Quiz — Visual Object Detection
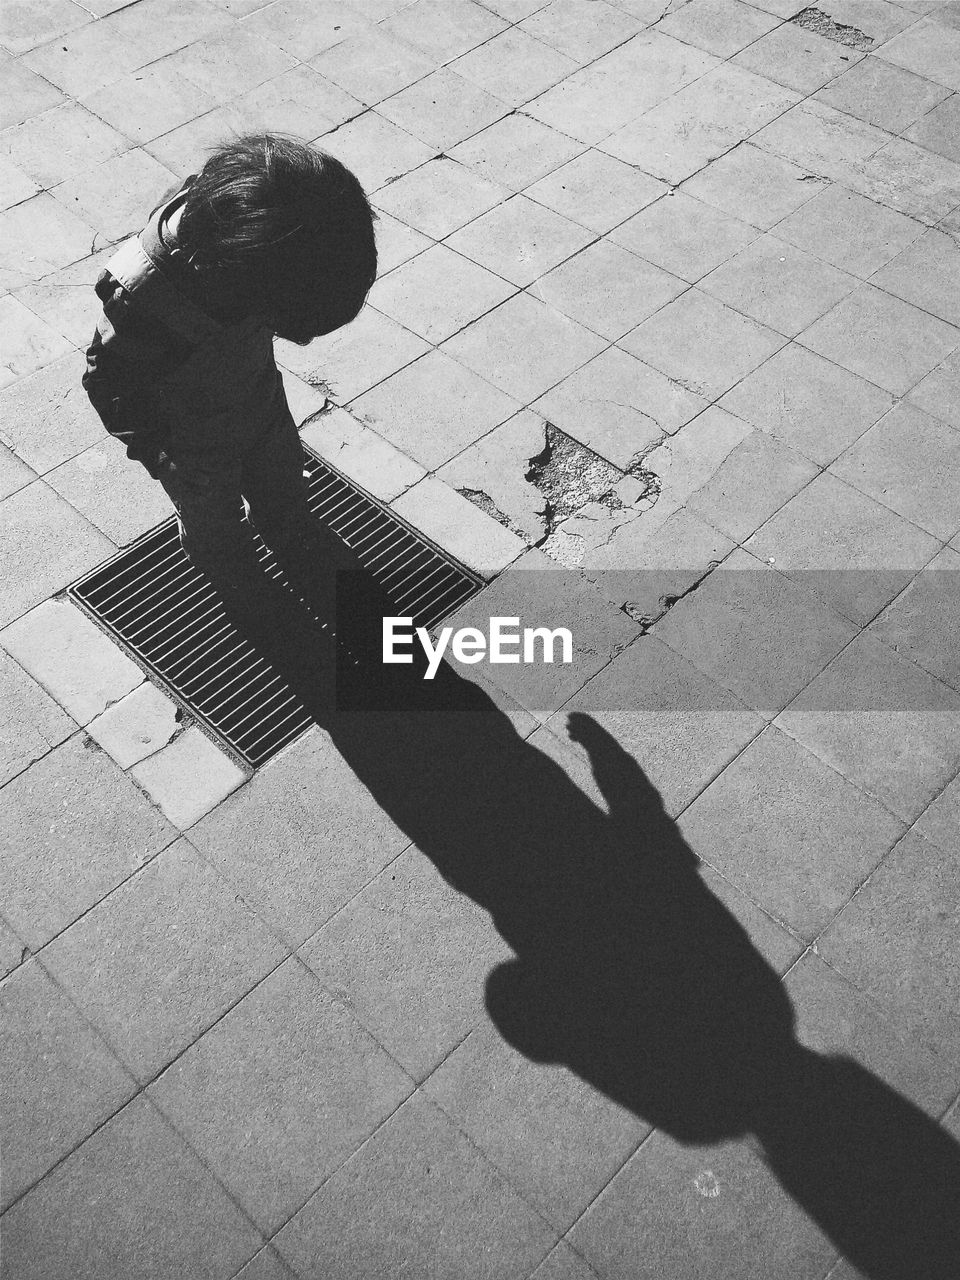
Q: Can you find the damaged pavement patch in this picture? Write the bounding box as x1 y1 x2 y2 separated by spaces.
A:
792 7 874 50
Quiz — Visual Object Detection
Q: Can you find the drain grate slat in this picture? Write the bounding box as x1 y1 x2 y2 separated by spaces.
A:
69 444 485 767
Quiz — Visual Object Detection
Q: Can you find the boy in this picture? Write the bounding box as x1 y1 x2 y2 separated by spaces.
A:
83 133 378 637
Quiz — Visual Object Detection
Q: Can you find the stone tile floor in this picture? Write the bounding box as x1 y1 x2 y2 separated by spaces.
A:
2 0 960 1276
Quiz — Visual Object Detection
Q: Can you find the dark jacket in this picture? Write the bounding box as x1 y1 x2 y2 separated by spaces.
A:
83 184 284 477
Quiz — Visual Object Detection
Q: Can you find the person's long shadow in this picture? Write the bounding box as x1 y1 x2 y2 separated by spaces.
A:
225 571 960 1279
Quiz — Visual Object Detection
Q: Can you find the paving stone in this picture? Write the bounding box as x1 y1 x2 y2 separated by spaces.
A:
641 405 753 510
815 54 950 132
450 26 578 107
446 194 594 288
524 31 717 144
657 0 779 56
844 137 960 226
0 443 36 501
12 248 112 349
533 347 707 469
786 952 959 1119
800 285 959 397
0 597 142 723
535 239 685 341
681 142 826 230
814 0 915 42
16 0 77 47
279 368 329 427
519 0 642 63
299 405 426 501
424 1022 648 1231
0 916 26 979
1 959 134 1210
907 346 960 429
82 61 221 146
85 681 180 769
752 100 889 180
869 546 960 692
525 148 667 235
352 349 519 470
238 0 371 59
569 1124 834 1280
620 288 785 401
17 8 150 95
164 24 298 102
51 148 179 242
370 210 432 274
655 550 857 716
42 837 284 1082
0 296 73 392
45 437 172 546
376 69 509 152
718 343 894 466
679 725 904 939
0 50 65 130
0 648 73 785
878 16 960 90
872 227 960 327
830 400 960 539
311 28 434 106
190 728 411 947
555 634 764 816
372 155 507 240
437 409 550 542
914 767 960 849
301 846 513 1077
392 474 527 573
744 471 940 625
130 725 246 829
581 507 736 614
686 429 818 542
372 243 514 344
609 191 758 284
818 828 960 1059
443 556 640 716
772 185 925 279
0 735 173 949
528 1243 601 1280
0 155 38 209
776 631 960 821
602 73 796 184
0 484 114 627
379 0 508 62
699 234 858 337
0 102 129 188
695 858 804 975
0 1095 262 1280
0 192 97 293
274 1093 555 1278
150 957 411 1232
311 112 434 196
906 92 960 164
450 112 584 193
442 291 606 403
276 307 430 405
733 21 863 93
231 1248 299 1280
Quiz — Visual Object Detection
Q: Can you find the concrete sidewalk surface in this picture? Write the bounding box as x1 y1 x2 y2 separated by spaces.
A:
2 0 960 1276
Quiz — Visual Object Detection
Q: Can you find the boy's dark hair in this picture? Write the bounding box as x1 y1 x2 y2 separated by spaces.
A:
178 133 377 341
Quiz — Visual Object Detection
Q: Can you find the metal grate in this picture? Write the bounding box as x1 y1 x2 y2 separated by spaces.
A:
69 446 484 768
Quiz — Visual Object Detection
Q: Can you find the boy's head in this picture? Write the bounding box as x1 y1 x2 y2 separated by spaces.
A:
178 133 377 344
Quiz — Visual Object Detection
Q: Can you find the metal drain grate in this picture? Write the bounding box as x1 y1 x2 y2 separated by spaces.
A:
69 446 485 768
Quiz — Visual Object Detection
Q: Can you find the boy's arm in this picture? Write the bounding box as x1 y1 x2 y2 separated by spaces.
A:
83 269 195 478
